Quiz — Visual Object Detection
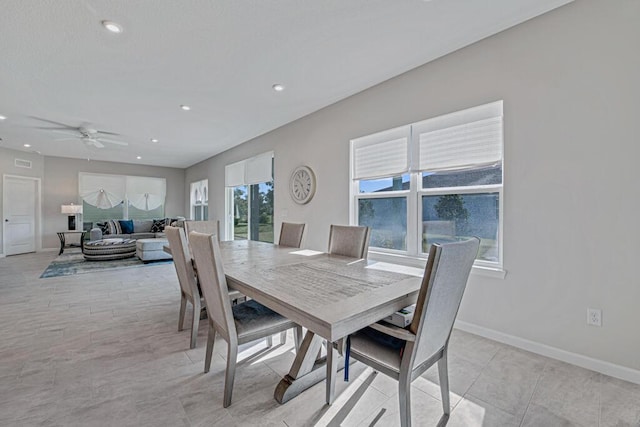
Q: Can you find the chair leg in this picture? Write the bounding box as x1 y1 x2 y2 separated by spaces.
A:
190 298 201 349
204 323 216 373
223 341 238 408
280 331 287 345
178 293 187 331
438 349 451 415
398 373 412 427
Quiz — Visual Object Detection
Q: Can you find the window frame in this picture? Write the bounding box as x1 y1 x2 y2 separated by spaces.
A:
224 151 274 241
349 102 504 272
417 180 503 270
190 179 208 221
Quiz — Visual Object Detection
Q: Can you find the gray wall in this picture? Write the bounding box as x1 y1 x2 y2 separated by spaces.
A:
186 0 640 373
0 148 185 254
0 147 45 255
42 156 185 249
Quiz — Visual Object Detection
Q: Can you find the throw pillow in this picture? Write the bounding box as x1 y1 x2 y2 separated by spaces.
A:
118 219 134 234
107 219 122 235
97 222 109 235
150 218 166 233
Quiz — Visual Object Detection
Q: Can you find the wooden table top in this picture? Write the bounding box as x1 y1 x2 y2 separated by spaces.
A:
220 240 422 342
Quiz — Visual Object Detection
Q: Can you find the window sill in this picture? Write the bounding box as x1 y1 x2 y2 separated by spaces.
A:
368 250 507 279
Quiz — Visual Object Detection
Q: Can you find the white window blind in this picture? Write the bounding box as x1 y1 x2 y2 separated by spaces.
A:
245 152 273 185
225 161 246 187
79 173 126 209
126 176 166 211
190 179 208 204
351 126 410 180
225 151 274 187
80 173 167 211
414 100 503 172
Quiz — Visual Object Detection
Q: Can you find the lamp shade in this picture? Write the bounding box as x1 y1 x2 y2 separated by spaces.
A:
61 204 83 214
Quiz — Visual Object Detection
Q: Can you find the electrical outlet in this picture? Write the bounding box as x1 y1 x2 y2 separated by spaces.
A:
587 308 602 327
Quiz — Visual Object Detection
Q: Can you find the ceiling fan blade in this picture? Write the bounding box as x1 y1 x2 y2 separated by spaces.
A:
50 129 80 137
98 138 128 146
96 130 121 136
34 126 69 130
90 140 105 148
29 116 76 128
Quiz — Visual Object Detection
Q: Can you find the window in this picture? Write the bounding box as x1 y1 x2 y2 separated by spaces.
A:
224 152 274 243
79 173 166 223
351 101 503 268
190 179 208 221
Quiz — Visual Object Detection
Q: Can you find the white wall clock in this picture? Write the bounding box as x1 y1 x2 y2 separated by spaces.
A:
289 166 316 204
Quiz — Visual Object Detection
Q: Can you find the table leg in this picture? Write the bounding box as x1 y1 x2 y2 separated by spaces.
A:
57 233 65 255
326 342 338 404
274 331 347 404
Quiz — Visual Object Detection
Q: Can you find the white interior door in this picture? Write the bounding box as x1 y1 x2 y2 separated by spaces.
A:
3 176 38 256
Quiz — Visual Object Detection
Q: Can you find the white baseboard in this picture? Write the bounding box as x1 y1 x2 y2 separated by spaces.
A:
455 320 640 385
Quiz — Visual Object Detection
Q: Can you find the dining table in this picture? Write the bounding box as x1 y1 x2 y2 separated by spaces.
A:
215 239 424 405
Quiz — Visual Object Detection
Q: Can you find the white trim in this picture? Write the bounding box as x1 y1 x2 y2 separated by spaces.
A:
471 264 507 279
224 187 234 241
2 174 42 256
368 250 506 278
455 320 640 385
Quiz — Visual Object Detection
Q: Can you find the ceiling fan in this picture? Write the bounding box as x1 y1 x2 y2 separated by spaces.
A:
30 117 128 149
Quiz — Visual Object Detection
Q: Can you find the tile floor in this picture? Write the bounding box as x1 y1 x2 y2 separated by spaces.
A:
1 251 638 426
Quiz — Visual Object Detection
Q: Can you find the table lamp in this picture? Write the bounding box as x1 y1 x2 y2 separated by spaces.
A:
61 204 83 230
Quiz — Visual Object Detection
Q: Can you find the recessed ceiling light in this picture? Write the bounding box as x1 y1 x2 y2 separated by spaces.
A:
136 156 142 160
102 20 123 34
151 138 159 143
0 115 6 120
272 84 285 92
180 105 191 111
24 144 31 147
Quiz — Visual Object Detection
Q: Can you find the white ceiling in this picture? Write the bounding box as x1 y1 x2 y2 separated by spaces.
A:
0 0 571 169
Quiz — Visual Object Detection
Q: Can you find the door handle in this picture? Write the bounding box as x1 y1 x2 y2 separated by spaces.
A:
4 219 7 222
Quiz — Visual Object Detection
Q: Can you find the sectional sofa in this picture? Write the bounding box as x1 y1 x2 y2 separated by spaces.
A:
89 218 185 262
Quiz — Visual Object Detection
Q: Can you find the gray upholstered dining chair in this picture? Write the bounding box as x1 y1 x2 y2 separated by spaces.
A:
189 231 303 408
165 226 202 349
166 225 243 349
278 222 305 248
344 237 480 427
184 220 220 241
327 224 371 259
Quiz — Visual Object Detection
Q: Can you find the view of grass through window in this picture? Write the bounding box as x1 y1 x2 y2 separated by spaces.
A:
233 181 273 243
356 165 501 263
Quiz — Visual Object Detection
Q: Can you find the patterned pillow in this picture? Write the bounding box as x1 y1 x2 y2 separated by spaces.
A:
106 219 122 235
150 218 166 233
97 222 109 235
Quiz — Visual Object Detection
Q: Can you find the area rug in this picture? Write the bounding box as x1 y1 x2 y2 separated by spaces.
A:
40 248 172 278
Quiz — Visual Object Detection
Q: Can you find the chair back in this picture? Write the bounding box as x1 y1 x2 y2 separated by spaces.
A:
327 225 371 259
165 226 199 300
409 237 480 368
278 222 305 248
185 220 220 242
189 231 236 340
